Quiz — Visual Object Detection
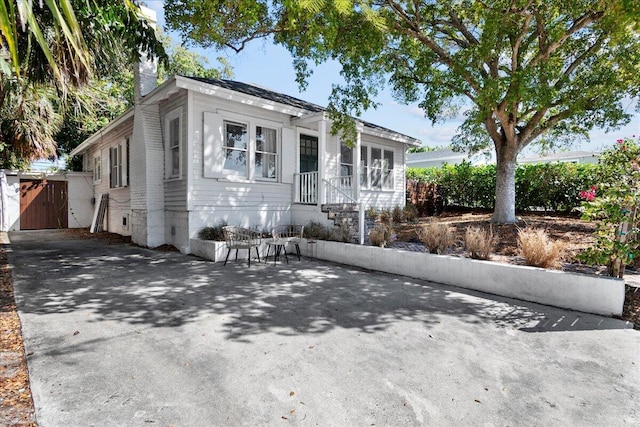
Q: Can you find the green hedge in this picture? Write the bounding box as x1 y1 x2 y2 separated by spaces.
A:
407 161 599 213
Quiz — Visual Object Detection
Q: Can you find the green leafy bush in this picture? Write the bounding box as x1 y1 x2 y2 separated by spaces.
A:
407 162 598 213
578 137 640 278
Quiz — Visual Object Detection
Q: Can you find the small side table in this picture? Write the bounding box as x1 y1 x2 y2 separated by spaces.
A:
264 238 289 265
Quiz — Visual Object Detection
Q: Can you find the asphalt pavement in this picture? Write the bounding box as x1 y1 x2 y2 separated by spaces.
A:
7 230 640 426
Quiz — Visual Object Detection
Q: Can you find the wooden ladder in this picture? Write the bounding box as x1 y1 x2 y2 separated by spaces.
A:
90 194 109 233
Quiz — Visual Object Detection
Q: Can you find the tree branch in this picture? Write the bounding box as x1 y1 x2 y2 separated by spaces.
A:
385 0 482 94
529 10 604 67
553 38 603 90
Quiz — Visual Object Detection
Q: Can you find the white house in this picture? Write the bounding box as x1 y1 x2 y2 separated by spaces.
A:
517 150 600 164
406 148 493 168
70 75 420 252
407 148 599 168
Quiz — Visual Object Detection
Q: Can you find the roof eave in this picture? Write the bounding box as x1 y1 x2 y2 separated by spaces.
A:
360 125 421 146
69 108 135 156
175 76 312 117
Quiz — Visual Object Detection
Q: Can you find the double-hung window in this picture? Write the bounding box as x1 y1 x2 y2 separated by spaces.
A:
223 121 248 175
109 138 128 189
340 142 353 177
255 126 278 180
383 150 394 190
93 155 101 183
360 146 368 187
361 144 395 190
222 120 278 181
202 111 280 181
165 108 182 179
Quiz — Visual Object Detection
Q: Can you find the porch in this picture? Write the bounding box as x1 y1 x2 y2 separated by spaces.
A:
293 172 365 244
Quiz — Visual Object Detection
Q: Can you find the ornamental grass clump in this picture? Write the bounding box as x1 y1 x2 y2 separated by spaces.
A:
417 221 453 254
369 224 394 247
517 228 566 269
464 226 494 260
197 220 228 241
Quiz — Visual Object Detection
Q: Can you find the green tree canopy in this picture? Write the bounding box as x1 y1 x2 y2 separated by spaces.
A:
58 35 233 171
166 0 640 222
0 0 165 167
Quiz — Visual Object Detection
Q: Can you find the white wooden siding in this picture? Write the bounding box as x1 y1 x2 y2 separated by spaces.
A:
84 119 133 235
159 91 188 211
189 92 295 237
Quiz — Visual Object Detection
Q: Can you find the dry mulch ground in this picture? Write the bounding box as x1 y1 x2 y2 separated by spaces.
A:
1 221 639 423
395 210 640 327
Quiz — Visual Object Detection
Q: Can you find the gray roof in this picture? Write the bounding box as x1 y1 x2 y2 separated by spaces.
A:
187 77 326 113
185 77 420 143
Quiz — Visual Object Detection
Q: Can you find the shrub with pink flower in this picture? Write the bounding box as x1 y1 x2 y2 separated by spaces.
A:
579 186 597 201
579 136 640 278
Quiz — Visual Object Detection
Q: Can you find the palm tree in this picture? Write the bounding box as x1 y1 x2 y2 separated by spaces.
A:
0 0 164 166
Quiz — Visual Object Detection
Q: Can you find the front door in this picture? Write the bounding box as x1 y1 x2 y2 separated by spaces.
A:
299 134 319 203
299 134 318 173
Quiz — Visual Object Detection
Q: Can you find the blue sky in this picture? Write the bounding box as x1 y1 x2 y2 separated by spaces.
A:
147 1 639 154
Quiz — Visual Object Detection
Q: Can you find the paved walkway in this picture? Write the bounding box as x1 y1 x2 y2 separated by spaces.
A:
7 230 640 426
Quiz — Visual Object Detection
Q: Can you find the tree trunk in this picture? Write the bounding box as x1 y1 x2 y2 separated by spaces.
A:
492 145 518 223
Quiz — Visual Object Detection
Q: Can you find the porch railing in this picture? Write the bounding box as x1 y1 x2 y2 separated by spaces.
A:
325 175 355 204
323 176 365 245
294 171 318 204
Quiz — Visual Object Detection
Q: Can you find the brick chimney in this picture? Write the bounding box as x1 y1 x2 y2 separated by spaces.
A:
133 5 158 100
130 5 165 248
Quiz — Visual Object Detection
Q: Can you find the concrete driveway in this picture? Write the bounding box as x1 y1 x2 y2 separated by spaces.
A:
8 230 640 426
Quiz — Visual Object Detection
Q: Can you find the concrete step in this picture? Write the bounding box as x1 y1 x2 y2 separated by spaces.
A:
321 203 359 213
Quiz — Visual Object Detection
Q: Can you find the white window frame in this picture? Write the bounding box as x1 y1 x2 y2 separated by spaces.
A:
164 107 182 180
93 154 101 184
254 125 279 181
109 140 128 189
109 145 122 188
360 144 395 191
222 119 250 178
383 149 395 190
217 111 281 182
340 141 354 177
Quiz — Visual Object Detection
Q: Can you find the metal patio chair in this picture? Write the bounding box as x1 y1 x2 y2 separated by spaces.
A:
222 226 262 267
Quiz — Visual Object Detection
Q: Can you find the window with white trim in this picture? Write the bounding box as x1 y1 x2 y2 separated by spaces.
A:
360 145 368 187
110 145 122 188
164 108 182 179
109 139 128 188
340 142 353 177
255 126 278 180
202 111 281 181
223 121 248 175
383 149 394 190
93 155 101 183
361 145 395 190
222 120 279 180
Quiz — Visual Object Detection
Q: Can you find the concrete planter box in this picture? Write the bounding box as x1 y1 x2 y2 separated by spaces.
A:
190 238 272 263
300 239 625 317
190 239 228 262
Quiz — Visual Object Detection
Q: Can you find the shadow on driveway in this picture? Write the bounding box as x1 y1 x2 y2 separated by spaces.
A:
7 230 640 426
7 231 631 337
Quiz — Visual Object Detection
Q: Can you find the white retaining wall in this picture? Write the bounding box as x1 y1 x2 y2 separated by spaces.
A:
299 239 625 316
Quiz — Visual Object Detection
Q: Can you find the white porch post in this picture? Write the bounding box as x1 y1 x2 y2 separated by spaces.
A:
355 127 362 202
318 117 327 205
355 125 364 244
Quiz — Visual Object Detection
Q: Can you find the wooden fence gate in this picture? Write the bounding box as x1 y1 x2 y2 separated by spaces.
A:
19 179 68 230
